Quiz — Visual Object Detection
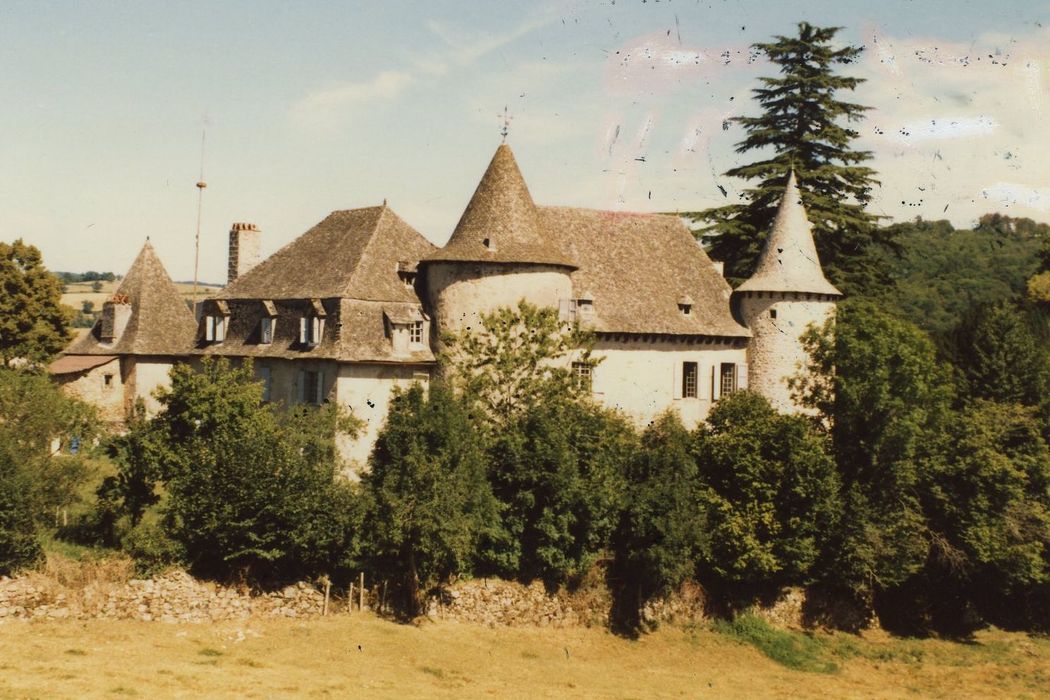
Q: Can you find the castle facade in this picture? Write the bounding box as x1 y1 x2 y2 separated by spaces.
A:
51 144 839 469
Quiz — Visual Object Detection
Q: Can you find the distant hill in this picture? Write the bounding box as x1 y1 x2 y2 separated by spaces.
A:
869 213 1047 337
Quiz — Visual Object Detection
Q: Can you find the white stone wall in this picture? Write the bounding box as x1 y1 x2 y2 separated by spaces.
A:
126 358 177 416
738 292 836 414
333 363 431 474
588 337 748 429
425 262 573 337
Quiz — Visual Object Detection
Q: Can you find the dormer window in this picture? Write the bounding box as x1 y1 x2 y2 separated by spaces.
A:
396 261 417 288
299 299 326 348
410 320 424 345
204 300 230 344
677 295 694 317
260 300 277 344
559 298 578 324
384 306 426 354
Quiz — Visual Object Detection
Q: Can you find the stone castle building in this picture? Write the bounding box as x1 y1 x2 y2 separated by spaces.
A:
51 144 839 467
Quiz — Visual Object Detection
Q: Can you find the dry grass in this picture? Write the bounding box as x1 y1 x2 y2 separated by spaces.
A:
1 614 1048 699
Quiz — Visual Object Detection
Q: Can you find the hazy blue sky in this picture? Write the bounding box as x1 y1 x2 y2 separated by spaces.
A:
2 0 1048 282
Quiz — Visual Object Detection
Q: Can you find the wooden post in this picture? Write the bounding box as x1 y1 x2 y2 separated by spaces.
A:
359 572 365 612
347 583 354 615
322 577 331 617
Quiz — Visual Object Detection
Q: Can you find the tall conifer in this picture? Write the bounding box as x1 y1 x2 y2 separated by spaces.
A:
690 23 885 291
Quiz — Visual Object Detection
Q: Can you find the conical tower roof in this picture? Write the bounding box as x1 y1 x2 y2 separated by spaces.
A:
422 144 576 268
65 241 198 355
736 171 841 296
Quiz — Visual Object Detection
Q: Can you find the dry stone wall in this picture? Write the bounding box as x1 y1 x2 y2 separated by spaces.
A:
0 570 328 623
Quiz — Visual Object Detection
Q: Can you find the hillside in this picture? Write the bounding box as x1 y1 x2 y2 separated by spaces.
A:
868 214 1047 336
61 279 222 328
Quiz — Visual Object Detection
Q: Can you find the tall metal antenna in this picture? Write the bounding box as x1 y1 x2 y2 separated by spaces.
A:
192 127 207 305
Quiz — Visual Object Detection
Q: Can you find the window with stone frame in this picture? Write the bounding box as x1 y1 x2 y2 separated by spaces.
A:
410 320 424 345
260 316 274 344
682 361 698 398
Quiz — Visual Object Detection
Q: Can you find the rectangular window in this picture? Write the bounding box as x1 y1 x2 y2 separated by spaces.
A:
572 361 593 392
300 370 322 405
103 373 113 388
205 315 226 343
683 362 698 398
300 317 323 346
720 363 738 396
410 320 424 345
260 317 274 344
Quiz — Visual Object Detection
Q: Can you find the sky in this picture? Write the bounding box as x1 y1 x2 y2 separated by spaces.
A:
2 0 1048 283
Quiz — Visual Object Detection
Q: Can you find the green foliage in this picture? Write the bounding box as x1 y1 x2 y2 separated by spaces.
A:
439 300 597 431
611 413 706 607
362 383 499 614
712 613 839 674
0 239 72 367
871 215 1046 336
795 301 953 594
486 400 635 586
687 23 884 291
926 401 1050 595
0 445 43 574
0 368 100 523
122 520 184 576
136 358 359 583
695 392 840 589
947 300 1049 408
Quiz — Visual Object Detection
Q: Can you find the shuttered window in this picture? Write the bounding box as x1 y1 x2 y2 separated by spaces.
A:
683 362 698 398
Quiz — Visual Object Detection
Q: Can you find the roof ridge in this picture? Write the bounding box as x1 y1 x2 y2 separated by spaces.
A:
337 204 388 299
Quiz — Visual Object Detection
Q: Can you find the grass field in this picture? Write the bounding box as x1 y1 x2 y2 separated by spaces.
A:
1 614 1048 699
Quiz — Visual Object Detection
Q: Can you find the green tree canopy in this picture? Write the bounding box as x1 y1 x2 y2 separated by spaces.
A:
0 240 71 367
795 300 954 595
610 412 706 623
362 383 499 614
439 300 596 431
122 358 360 583
688 22 883 291
695 391 840 591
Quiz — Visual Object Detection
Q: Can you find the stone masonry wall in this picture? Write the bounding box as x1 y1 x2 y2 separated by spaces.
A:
0 570 329 623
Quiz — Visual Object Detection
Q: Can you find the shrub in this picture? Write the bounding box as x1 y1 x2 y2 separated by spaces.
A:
121 521 184 576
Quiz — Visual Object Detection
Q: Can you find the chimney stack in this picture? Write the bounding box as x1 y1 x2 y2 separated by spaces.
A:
228 222 261 285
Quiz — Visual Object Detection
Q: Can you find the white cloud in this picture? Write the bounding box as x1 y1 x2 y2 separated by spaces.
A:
290 71 413 130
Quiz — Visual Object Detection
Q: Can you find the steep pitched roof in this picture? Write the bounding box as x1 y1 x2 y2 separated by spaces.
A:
217 205 436 301
422 144 576 268
541 207 749 338
65 241 197 356
736 171 842 296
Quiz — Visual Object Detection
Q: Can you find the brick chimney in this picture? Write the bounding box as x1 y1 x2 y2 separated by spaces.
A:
228 223 261 284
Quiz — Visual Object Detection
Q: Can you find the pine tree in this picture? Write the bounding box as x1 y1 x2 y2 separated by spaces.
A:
688 23 885 291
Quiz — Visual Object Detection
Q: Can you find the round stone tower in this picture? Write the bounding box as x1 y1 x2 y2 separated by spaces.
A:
734 171 842 414
420 144 577 338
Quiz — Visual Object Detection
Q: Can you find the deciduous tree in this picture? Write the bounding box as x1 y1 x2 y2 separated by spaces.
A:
0 240 71 366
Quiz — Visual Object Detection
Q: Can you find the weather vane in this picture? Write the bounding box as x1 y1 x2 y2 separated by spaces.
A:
498 105 513 143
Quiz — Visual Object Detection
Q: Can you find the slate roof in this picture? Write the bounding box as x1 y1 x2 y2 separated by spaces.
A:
736 171 842 296
541 207 749 338
197 204 436 364
64 242 197 356
217 205 436 301
422 144 576 268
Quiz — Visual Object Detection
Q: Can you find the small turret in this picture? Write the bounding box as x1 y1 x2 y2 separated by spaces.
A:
735 171 841 413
